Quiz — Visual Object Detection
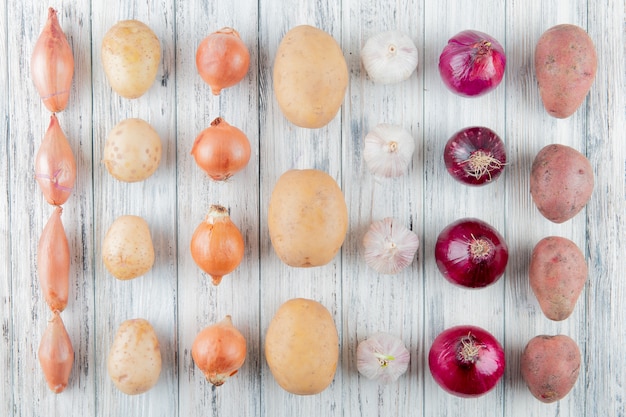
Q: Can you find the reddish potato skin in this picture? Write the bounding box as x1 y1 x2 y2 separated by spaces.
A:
521 335 581 403
529 236 587 321
535 24 597 118
530 144 594 223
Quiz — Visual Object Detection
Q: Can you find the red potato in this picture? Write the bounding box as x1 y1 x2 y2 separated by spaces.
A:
521 335 581 403
535 24 597 118
530 144 594 223
529 236 587 321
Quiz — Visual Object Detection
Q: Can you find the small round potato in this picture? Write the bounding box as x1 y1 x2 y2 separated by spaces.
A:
530 144 594 223
265 298 339 395
521 335 581 403
268 169 348 267
102 215 155 280
104 118 162 182
108 318 162 395
102 19 161 99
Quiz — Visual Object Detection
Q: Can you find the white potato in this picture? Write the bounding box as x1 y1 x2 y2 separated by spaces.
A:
102 215 155 280
108 318 162 395
103 118 162 182
101 19 161 99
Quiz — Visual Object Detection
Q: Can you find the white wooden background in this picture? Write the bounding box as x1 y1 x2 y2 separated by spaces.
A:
1 0 624 416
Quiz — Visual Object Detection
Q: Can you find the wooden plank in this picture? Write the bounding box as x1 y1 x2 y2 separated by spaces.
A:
258 0 345 414
585 1 626 415
340 0 425 415
174 0 261 416
503 1 589 416
0 0 12 415
90 1 178 415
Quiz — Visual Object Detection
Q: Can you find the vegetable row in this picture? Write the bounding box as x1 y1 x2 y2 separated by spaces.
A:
28 7 598 406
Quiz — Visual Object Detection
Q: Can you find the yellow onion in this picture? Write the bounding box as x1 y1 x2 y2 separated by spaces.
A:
31 8 74 112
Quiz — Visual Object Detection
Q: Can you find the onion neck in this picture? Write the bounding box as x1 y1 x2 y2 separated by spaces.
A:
473 40 492 57
469 235 495 263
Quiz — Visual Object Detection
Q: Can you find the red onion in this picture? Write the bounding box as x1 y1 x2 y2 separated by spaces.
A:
434 218 508 288
444 126 506 186
438 30 506 97
429 325 505 398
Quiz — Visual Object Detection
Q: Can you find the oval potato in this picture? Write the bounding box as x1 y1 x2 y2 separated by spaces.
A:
102 20 161 99
108 318 162 395
268 169 348 267
102 215 155 280
529 236 587 321
535 24 597 118
520 335 581 403
265 298 339 395
530 144 594 223
273 25 348 128
103 118 162 182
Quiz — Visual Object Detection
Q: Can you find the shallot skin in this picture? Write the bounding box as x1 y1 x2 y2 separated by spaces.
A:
31 8 74 112
35 114 77 206
38 311 74 393
37 206 70 312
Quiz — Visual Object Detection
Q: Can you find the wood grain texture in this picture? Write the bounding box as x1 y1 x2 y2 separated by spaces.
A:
2 0 624 416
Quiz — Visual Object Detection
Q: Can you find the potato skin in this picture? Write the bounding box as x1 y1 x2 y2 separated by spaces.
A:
530 144 594 223
102 215 155 280
268 169 348 267
265 298 339 395
273 25 348 128
529 236 587 321
520 335 581 403
534 24 597 118
102 20 161 99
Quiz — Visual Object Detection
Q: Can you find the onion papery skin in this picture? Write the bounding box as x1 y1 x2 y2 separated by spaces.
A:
444 126 506 186
31 8 74 113
428 325 505 398
434 218 508 288
438 30 506 97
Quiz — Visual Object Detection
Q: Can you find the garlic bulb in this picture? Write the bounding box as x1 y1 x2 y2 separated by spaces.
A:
361 30 418 84
363 217 419 274
363 124 415 178
356 332 410 384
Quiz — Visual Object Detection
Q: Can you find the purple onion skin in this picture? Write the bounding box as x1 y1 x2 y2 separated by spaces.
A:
444 126 507 186
435 218 508 288
429 325 505 398
438 30 506 97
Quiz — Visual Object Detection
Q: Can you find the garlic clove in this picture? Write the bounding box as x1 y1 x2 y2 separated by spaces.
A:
356 332 410 384
363 124 415 178
361 30 418 85
363 217 419 274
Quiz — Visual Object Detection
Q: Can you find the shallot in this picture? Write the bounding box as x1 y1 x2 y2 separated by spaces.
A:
37 206 70 312
31 8 74 112
438 30 506 97
38 311 74 393
35 114 76 206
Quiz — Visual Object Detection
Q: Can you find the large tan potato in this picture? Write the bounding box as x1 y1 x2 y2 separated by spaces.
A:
529 236 587 321
521 335 581 403
273 25 348 128
102 20 161 99
265 298 339 395
535 24 597 118
108 318 162 395
530 144 594 223
102 215 155 280
268 169 348 267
